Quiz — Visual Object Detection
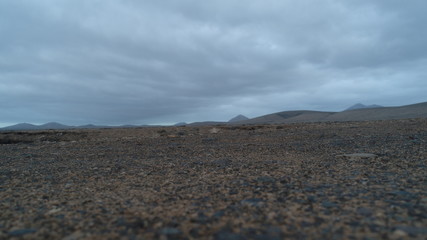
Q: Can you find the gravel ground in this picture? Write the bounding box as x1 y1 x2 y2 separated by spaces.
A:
1 119 426 239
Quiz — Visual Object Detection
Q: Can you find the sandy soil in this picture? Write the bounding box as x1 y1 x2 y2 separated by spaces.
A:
1 119 426 239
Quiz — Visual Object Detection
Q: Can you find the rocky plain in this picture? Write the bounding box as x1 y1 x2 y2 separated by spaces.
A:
0 119 426 239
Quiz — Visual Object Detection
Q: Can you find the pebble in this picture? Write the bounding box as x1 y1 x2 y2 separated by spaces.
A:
336 153 378 160
8 229 37 236
256 176 276 183
63 231 84 240
395 226 427 236
241 198 264 207
356 207 373 216
214 230 245 240
391 229 408 239
322 201 339 209
159 227 181 235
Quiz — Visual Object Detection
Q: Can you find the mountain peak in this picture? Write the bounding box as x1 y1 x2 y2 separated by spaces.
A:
345 103 383 111
228 114 249 123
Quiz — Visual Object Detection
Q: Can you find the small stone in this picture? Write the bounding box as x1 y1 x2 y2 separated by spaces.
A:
189 228 200 238
356 207 373 216
159 227 181 235
47 208 62 214
209 128 220 134
63 231 84 240
8 229 37 236
241 198 264 207
214 230 245 240
229 189 238 195
256 176 276 183
212 159 232 168
395 226 427 236
388 190 414 199
322 201 338 208
191 212 209 224
202 138 217 143
337 153 377 160
212 210 225 219
266 226 283 238
391 229 408 239
307 195 317 203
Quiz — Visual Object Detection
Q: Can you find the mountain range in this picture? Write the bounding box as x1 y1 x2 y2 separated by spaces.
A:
344 103 383 111
1 102 427 130
189 101 427 126
0 122 147 131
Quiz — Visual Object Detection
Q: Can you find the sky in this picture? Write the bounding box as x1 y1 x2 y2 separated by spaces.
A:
1 0 426 126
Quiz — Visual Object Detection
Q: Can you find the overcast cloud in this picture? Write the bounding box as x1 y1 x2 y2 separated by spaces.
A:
1 0 426 126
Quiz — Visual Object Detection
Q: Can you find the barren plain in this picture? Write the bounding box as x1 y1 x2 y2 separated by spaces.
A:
1 119 426 239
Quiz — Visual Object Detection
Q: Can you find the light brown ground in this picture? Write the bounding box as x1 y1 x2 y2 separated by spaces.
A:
1 119 426 239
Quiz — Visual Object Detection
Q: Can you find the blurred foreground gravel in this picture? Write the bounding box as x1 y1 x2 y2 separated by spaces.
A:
1 119 426 239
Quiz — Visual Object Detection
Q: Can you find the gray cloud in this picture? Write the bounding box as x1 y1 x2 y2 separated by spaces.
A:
1 0 426 126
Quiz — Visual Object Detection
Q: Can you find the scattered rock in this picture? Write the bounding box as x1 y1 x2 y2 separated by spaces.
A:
212 210 225 219
159 227 181 236
47 208 62 215
255 176 276 183
241 198 264 207
211 158 232 168
8 229 37 236
391 229 408 239
214 229 245 240
336 153 378 160
395 226 427 236
322 201 339 209
63 231 84 240
356 207 373 217
209 128 220 134
1 119 426 239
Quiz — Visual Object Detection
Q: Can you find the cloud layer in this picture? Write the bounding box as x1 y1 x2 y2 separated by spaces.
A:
1 0 426 125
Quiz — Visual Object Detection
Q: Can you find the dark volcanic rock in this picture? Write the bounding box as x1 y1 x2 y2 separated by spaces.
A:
8 229 37 236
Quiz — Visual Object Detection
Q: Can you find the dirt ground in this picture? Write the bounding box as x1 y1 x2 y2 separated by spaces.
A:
1 119 426 239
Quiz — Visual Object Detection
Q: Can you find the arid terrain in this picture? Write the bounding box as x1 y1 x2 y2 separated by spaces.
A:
1 119 426 239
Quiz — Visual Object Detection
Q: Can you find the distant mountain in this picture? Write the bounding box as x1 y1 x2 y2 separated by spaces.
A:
187 121 226 127
345 103 383 111
0 122 154 131
1 123 39 131
326 102 427 122
241 110 335 125
77 124 111 129
238 102 427 124
2 102 426 130
174 122 187 126
228 114 249 123
0 122 74 131
188 115 250 126
40 122 73 130
119 124 139 128
77 124 97 129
